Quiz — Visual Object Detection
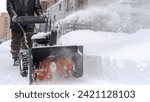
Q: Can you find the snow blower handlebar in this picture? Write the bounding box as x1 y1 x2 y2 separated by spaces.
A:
15 16 48 23
15 16 49 32
14 16 49 49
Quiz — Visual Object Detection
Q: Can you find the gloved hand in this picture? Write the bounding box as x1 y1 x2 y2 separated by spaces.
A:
12 15 17 22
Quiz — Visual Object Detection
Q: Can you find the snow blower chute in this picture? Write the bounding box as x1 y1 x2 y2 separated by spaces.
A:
15 16 83 84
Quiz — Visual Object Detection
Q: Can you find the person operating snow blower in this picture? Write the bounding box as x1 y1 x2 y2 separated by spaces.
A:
7 0 43 66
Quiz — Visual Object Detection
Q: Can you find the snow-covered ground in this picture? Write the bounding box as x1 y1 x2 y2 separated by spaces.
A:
1 0 150 85
58 29 150 85
1 29 150 85
0 41 28 85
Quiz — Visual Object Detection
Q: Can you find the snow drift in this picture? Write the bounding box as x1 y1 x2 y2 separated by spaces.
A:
58 29 150 84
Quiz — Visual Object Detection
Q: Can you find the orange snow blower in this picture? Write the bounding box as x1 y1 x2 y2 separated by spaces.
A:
15 16 83 84
34 55 74 81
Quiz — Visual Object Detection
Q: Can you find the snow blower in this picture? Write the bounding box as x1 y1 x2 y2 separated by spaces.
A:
15 16 83 84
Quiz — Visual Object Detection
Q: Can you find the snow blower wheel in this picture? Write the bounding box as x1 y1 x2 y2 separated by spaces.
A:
19 50 30 77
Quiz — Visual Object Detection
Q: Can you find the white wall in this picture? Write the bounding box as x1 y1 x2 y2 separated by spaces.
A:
47 0 77 21
47 0 66 21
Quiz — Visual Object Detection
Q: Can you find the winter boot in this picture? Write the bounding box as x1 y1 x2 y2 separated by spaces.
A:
13 58 19 66
10 50 19 66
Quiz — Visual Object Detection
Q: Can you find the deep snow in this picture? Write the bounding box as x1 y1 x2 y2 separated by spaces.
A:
58 29 150 84
0 29 150 85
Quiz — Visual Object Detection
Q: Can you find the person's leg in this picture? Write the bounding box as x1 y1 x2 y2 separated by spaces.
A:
11 30 22 65
21 28 34 49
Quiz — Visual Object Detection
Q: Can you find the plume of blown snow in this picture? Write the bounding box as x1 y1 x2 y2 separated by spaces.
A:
63 6 120 24
62 6 120 31
61 0 150 33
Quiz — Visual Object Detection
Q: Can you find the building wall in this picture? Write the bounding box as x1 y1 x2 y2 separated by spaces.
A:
47 0 66 21
47 0 59 7
0 13 11 40
47 0 86 21
41 0 48 12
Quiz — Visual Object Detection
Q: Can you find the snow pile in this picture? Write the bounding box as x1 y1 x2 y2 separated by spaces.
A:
1 40 11 46
58 29 150 84
58 29 150 60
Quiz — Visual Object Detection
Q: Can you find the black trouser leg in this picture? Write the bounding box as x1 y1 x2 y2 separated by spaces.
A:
21 28 34 49
11 30 22 59
11 28 34 59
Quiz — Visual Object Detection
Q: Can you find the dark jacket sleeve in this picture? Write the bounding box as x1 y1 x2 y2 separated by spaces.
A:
7 0 17 17
34 0 43 16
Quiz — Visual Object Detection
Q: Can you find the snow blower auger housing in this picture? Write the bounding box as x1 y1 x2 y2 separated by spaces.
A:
15 16 83 85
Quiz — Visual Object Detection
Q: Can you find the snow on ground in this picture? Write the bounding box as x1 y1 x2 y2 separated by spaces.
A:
58 29 150 60
0 41 28 85
0 29 150 85
58 29 150 84
0 0 150 85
